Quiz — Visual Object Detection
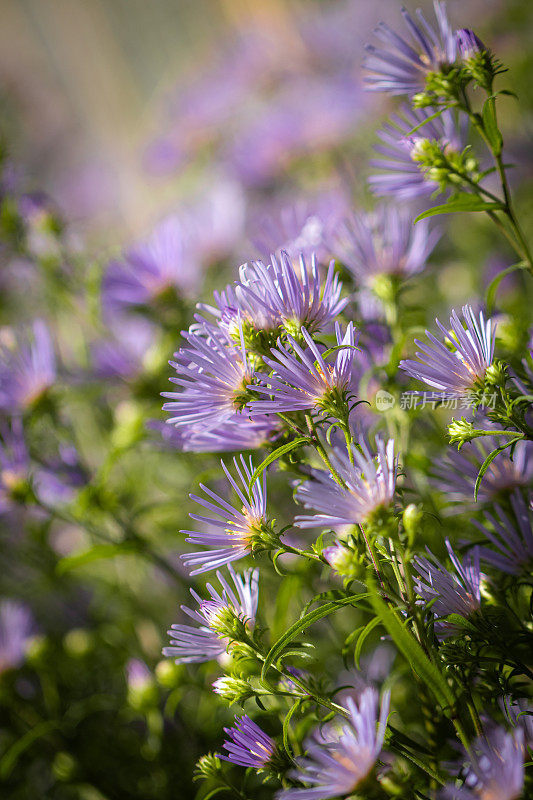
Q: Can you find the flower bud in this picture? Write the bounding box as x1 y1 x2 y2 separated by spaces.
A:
212 675 255 704
456 29 486 61
194 753 222 781
402 504 423 546
484 360 507 389
447 417 478 449
323 540 365 580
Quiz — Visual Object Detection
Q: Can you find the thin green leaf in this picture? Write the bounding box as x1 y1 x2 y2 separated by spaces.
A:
482 98 503 155
261 594 369 683
486 262 528 311
354 616 382 669
369 582 454 709
474 436 523 500
405 108 447 136
247 437 310 491
415 198 504 223
56 542 139 574
0 720 59 778
282 700 302 758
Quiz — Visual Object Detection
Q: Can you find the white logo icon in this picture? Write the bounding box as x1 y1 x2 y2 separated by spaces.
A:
375 390 396 412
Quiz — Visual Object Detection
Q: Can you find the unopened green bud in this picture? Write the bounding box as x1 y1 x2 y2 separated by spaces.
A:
448 417 478 449
402 504 423 546
63 628 93 658
364 504 397 538
212 675 255 704
484 360 507 389
194 753 222 781
323 541 365 580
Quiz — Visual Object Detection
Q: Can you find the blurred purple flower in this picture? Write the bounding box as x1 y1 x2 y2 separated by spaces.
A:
0 600 34 673
151 413 279 453
414 540 481 636
433 439 533 510
181 455 267 575
250 322 357 415
369 106 465 200
0 320 56 413
400 305 496 402
102 215 199 312
250 190 349 264
277 687 390 800
472 490 533 576
295 437 397 529
0 419 30 513
364 1 456 95
221 715 276 768
440 726 524 800
163 566 258 664
329 203 439 285
92 317 157 381
126 658 152 691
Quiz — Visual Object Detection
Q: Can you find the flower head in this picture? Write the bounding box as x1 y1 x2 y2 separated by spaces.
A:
238 251 347 337
329 204 439 287
364 1 456 96
414 540 481 636
0 320 56 413
0 600 34 673
102 215 199 311
277 687 390 800
473 491 533 576
162 325 253 432
294 437 397 531
400 305 496 402
440 726 524 800
181 455 270 575
369 106 466 200
250 322 358 416
221 715 276 769
163 565 258 664
432 439 533 511
251 191 348 264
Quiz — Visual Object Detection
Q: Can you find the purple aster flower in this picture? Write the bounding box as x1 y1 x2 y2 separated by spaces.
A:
102 215 199 312
472 491 533 576
277 687 390 800
329 203 439 286
364 1 456 96
0 320 56 413
152 413 279 453
294 437 397 529
432 438 533 511
369 106 465 200
162 325 253 432
92 317 157 381
250 190 349 264
163 565 258 665
0 600 34 673
239 251 348 337
250 322 358 415
221 715 276 769
440 727 524 800
414 540 481 636
181 455 268 575
399 305 496 402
